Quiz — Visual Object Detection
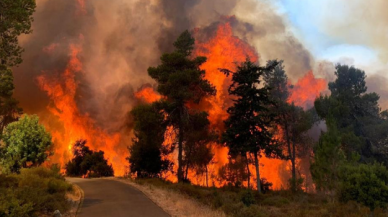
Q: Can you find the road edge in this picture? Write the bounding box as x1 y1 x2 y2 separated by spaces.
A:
65 183 84 217
112 178 172 217
74 184 84 217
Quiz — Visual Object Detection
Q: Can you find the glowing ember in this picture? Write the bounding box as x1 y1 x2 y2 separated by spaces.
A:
37 43 127 176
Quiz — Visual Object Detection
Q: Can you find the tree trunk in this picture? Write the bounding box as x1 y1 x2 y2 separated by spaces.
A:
291 135 296 191
245 153 251 189
177 108 184 182
283 119 296 192
254 152 261 193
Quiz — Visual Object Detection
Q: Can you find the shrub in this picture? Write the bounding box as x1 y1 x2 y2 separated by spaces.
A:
65 140 114 177
338 163 388 211
239 190 256 206
0 166 72 217
0 115 53 174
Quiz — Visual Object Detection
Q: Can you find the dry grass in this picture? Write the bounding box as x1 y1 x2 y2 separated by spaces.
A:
63 184 83 217
114 178 388 217
115 178 227 217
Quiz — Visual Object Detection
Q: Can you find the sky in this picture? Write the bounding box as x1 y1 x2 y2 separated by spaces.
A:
271 0 387 77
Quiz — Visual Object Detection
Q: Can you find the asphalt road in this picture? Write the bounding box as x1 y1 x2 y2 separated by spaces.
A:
67 178 170 217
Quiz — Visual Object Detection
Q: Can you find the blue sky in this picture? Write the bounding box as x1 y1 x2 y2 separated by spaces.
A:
271 0 379 68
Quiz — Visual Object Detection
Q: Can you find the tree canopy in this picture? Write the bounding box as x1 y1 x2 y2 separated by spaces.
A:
0 0 36 66
147 30 216 182
315 64 388 164
0 115 53 173
222 59 282 192
264 60 313 191
65 140 114 177
128 103 171 178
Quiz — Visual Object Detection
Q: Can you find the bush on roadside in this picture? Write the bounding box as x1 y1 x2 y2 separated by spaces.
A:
0 166 72 217
65 140 114 177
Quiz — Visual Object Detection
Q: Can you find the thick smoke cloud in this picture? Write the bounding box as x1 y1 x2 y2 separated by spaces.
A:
14 0 316 140
317 0 388 62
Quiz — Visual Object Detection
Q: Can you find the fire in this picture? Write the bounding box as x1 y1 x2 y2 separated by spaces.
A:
193 19 289 189
122 19 327 188
194 20 258 129
37 43 127 176
288 71 327 109
135 86 162 103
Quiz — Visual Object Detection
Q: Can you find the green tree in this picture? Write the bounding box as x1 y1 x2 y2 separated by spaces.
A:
315 64 388 164
0 115 53 173
0 0 35 132
0 65 22 132
310 117 345 193
221 59 282 193
127 103 171 178
264 60 313 191
148 30 216 182
0 0 36 66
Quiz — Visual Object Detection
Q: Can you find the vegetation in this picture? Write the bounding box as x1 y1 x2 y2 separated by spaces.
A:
0 0 36 66
0 0 34 132
310 117 345 192
314 65 388 164
264 60 314 191
126 30 388 215
128 103 171 178
221 60 283 192
338 162 388 211
0 115 53 174
146 30 216 182
65 140 114 177
0 2 75 217
0 65 22 132
0 166 72 217
134 178 388 217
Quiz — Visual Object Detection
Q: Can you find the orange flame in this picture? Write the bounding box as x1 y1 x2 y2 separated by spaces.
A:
37 44 127 176
128 19 327 189
288 71 327 109
192 20 292 189
135 86 162 103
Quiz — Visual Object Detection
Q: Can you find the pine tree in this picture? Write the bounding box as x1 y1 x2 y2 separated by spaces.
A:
221 59 282 193
148 30 216 182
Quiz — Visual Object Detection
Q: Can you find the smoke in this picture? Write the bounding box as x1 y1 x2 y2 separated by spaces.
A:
366 75 388 110
14 0 315 132
314 0 388 62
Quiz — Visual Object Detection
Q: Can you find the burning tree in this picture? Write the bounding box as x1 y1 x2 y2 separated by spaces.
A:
147 30 216 182
221 59 283 193
264 60 314 192
128 103 172 178
65 140 114 177
183 111 217 185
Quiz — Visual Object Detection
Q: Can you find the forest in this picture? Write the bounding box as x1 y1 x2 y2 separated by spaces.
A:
128 30 388 214
1 0 388 216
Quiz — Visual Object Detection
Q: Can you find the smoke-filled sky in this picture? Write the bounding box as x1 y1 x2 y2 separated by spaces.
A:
270 0 388 108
